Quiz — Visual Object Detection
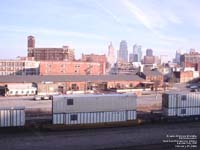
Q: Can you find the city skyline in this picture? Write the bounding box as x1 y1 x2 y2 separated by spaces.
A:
1 0 200 59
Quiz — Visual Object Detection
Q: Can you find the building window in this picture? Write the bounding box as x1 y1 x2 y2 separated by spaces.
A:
181 95 187 101
70 114 78 121
181 109 186 114
71 84 77 90
67 98 74 105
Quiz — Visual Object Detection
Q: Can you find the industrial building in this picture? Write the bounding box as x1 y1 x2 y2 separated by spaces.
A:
2 83 37 96
0 75 144 96
0 57 39 76
81 54 107 75
180 50 200 71
52 94 137 125
27 36 75 61
39 61 103 75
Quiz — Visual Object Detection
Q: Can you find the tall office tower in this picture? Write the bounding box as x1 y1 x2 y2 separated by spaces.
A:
107 42 115 67
27 36 35 49
133 44 142 62
175 50 181 64
118 40 128 62
146 49 153 56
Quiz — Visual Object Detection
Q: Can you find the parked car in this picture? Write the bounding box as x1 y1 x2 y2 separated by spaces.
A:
41 95 50 100
34 95 42 100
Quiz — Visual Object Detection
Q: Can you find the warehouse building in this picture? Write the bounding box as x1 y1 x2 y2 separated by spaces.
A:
0 75 144 95
0 57 39 76
27 36 75 61
39 61 103 75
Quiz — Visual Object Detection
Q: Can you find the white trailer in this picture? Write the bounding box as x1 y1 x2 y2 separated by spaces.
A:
52 94 137 125
162 92 200 117
0 106 25 127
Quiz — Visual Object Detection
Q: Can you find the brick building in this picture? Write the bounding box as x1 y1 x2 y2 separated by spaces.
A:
82 54 107 75
0 75 144 95
173 71 194 83
137 68 164 90
27 36 75 61
180 50 200 71
39 61 103 75
0 57 39 76
143 56 155 64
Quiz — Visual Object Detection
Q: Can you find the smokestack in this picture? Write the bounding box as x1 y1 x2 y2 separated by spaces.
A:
27 36 35 49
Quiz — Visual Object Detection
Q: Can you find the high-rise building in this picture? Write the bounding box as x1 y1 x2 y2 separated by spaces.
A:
107 42 115 67
133 44 142 62
146 49 153 56
175 50 182 64
118 40 128 63
27 36 75 61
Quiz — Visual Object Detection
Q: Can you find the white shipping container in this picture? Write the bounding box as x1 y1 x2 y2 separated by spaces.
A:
53 113 64 124
163 107 200 117
162 93 200 108
53 110 136 125
163 108 177 116
53 94 137 114
0 107 25 127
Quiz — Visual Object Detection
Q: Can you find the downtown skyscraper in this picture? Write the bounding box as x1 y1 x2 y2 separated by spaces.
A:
118 40 128 63
107 42 115 67
133 44 142 62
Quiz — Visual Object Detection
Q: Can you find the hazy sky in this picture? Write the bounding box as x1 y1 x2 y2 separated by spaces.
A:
0 0 200 59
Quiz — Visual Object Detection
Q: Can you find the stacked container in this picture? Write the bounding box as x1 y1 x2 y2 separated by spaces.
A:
0 107 25 127
52 94 137 125
162 92 200 117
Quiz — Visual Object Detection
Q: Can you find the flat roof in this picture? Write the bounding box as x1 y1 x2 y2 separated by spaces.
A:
0 75 144 83
0 106 25 110
163 91 200 95
53 93 137 99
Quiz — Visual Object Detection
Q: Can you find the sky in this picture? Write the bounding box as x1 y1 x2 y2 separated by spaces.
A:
1 0 200 60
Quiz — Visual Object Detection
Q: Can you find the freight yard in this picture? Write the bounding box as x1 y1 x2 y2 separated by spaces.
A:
0 83 199 150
